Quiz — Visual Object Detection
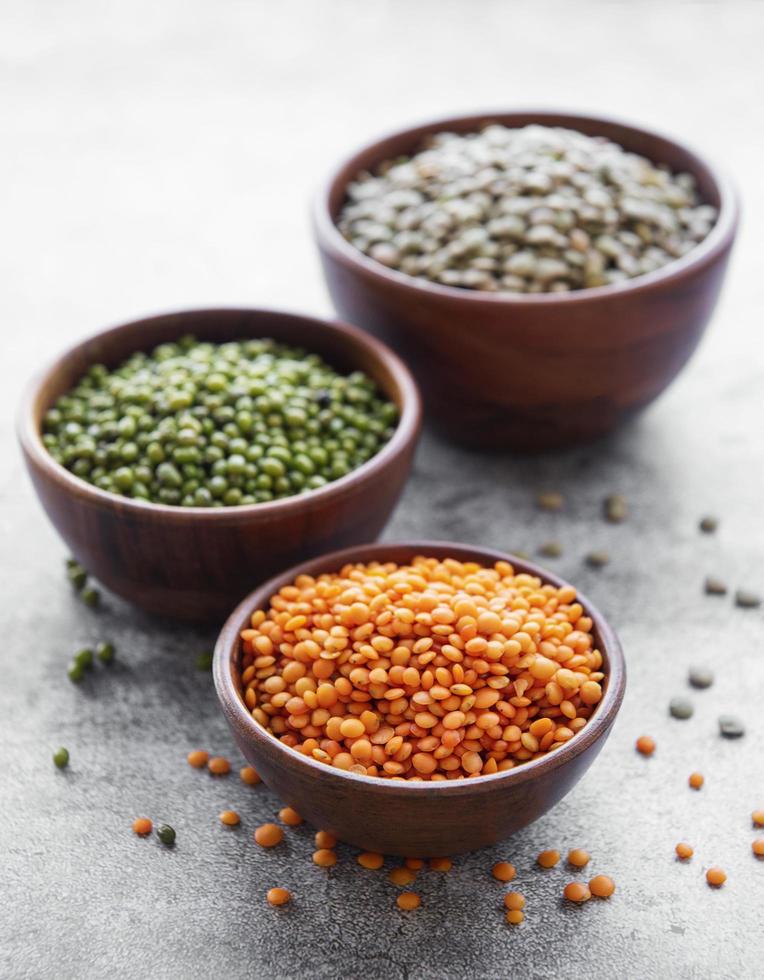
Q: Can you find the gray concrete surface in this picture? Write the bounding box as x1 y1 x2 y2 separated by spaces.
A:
1 2 763 978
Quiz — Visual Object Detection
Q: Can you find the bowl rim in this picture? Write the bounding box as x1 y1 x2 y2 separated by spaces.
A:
313 107 739 306
214 540 627 797
16 306 422 523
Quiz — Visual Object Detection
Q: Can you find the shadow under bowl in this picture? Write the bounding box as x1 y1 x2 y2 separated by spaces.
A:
314 109 739 451
214 540 626 856
18 308 421 623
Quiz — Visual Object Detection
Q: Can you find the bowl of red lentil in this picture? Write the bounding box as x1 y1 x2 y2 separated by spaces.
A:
18 309 421 621
214 541 626 855
314 110 738 450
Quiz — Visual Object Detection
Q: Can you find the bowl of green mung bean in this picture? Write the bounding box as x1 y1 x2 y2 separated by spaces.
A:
18 308 421 622
314 110 738 450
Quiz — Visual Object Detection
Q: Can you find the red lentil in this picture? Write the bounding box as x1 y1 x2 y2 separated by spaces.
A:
429 857 453 872
752 810 764 827
389 867 417 886
504 892 525 911
506 909 524 924
636 736 656 756
315 830 337 849
589 874 615 898
568 849 590 867
237 558 605 781
208 756 231 775
313 848 337 867
675 842 694 860
564 882 591 902
358 852 384 870
752 839 764 857
266 887 291 906
187 750 209 768
240 766 261 785
396 892 421 910
537 849 561 869
219 810 240 826
279 807 302 826
706 867 726 887
405 858 424 870
254 823 283 848
132 817 152 836
689 772 704 790
492 861 516 882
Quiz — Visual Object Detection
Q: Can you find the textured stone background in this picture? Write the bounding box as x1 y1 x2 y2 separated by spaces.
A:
1 2 763 978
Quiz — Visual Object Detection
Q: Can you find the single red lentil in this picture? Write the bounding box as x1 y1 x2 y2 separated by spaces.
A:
220 810 240 826
397 892 421 910
564 882 591 903
675 842 694 860
752 839 764 857
389 867 416 886
506 909 524 925
706 867 726 887
504 892 525 911
358 852 384 870
315 830 337 849
429 857 452 872
187 750 209 768
405 857 424 870
537 849 561 869
279 807 302 826
254 823 283 848
240 766 261 785
132 817 152 836
636 736 656 756
492 861 517 882
208 756 231 775
237 557 605 781
568 849 590 867
752 810 764 827
266 887 291 906
689 772 704 790
313 848 337 867
589 874 615 898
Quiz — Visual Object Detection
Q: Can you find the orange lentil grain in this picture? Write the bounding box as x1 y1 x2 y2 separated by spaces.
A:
675 842 694 860
132 818 152 836
219 810 240 826
266 887 291 906
358 852 384 870
240 766 261 785
564 882 591 903
389 867 416 886
589 874 616 898
706 867 726 887
279 807 302 826
396 892 421 910
689 772 704 790
506 909 524 925
537 849 561 869
254 823 283 848
187 750 209 768
429 857 453 872
313 848 337 867
208 756 231 775
752 810 764 827
504 892 525 911
636 736 656 756
315 830 337 849
491 862 516 882
405 858 424 870
752 839 764 857
568 849 591 868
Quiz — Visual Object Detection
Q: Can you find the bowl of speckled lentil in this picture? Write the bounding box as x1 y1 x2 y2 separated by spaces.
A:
214 541 625 855
314 110 738 450
18 309 421 621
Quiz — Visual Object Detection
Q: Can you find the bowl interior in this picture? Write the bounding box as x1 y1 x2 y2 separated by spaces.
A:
215 540 626 795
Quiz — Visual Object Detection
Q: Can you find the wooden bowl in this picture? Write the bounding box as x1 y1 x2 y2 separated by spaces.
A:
314 110 739 450
18 309 421 623
214 541 626 856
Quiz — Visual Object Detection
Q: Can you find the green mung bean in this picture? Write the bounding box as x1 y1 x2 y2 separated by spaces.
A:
43 336 397 507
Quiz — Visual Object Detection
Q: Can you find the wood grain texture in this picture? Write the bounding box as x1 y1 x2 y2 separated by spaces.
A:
17 309 421 622
314 111 738 451
214 541 626 856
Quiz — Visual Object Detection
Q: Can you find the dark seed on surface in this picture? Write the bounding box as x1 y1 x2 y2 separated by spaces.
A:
585 550 610 568
80 586 100 608
699 516 718 533
669 697 694 720
536 491 564 512
688 667 714 689
735 589 762 609
704 577 728 596
539 540 562 558
67 565 88 590
604 494 628 523
67 662 85 683
718 715 745 738
96 642 115 664
73 648 94 670
157 824 176 845
53 747 69 769
195 652 213 671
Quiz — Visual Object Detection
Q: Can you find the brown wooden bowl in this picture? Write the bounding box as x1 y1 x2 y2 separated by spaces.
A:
214 541 626 856
18 309 421 623
314 110 739 451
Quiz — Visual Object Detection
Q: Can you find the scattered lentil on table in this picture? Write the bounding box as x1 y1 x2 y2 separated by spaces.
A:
669 697 694 720
752 839 764 857
751 810 764 828
208 756 231 775
603 494 628 523
589 874 616 898
279 807 302 827
706 867 726 887
585 550 610 569
219 810 241 826
396 892 421 911
505 909 524 925
313 848 337 867
699 516 719 534
636 735 656 756
568 849 591 868
504 892 525 911
132 817 153 836
734 589 761 609
237 556 606 781
536 491 564 512
187 749 210 768
266 887 292 907
538 540 562 558
96 641 115 664
537 849 561 869
315 830 337 849
254 823 283 848
389 867 417 886
338 124 716 294
491 861 516 882
675 842 694 860
704 577 728 596
563 882 591 903
688 772 704 790
358 852 384 870
42 336 397 507
688 666 714 689
240 765 261 785
52 747 69 769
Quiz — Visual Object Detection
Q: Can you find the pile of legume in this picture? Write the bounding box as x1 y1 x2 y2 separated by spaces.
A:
43 336 397 506
338 124 716 294
238 556 605 780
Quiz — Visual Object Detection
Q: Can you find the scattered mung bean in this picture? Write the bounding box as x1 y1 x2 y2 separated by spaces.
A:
80 586 100 608
74 648 94 670
156 824 176 845
539 541 562 558
195 652 213 672
339 125 716 294
53 747 69 769
585 551 610 569
96 641 115 664
43 336 397 507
